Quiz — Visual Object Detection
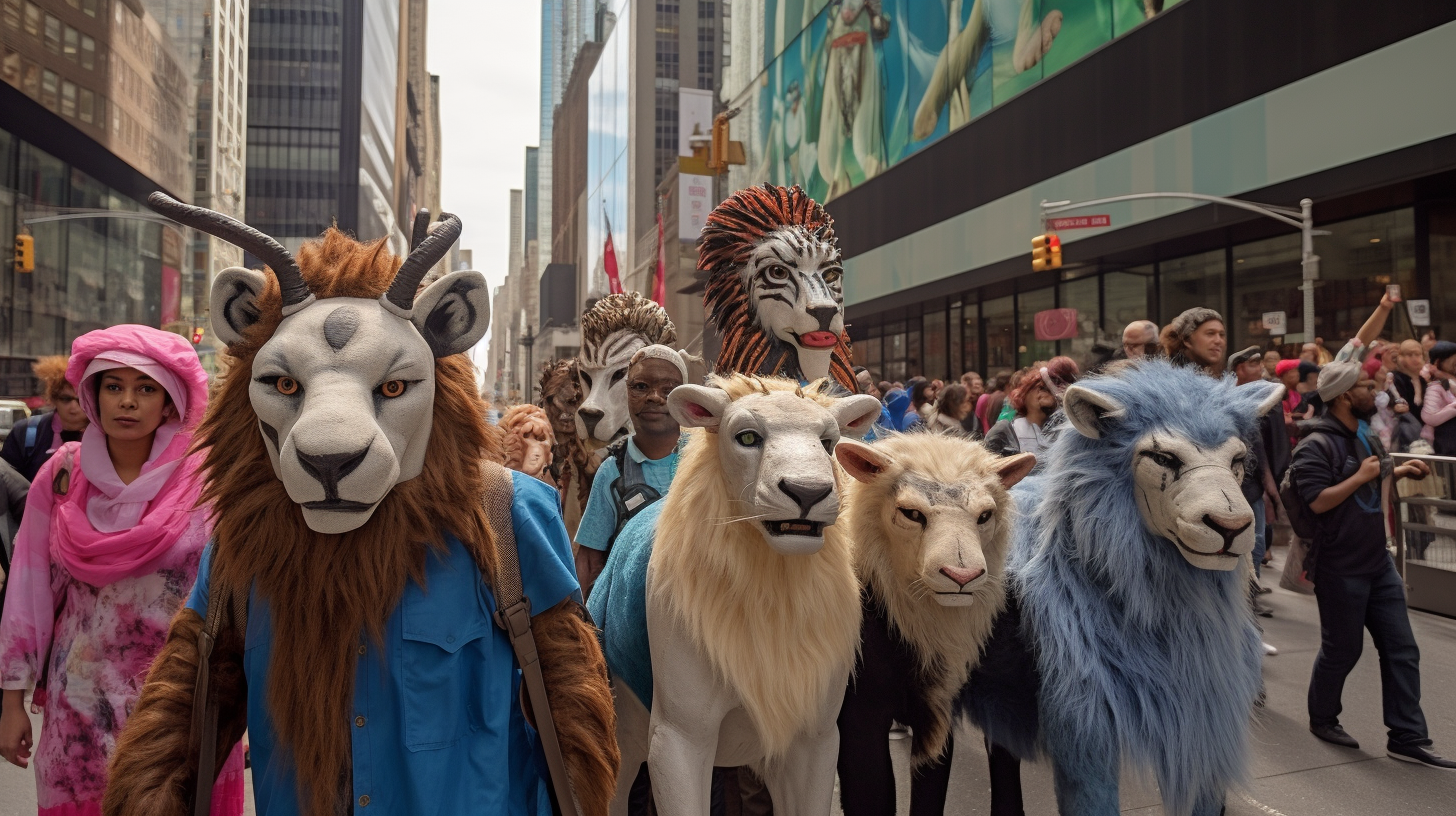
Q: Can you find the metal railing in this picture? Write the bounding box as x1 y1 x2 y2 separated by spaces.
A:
1392 451 1456 616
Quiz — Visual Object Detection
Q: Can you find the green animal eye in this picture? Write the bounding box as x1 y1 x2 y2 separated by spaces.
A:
735 430 762 447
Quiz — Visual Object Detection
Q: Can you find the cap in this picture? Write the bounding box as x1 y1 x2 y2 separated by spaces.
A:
1274 359 1299 378
1316 360 1363 402
1227 346 1263 368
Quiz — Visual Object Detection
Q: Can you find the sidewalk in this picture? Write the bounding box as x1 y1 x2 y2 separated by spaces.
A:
851 547 1456 815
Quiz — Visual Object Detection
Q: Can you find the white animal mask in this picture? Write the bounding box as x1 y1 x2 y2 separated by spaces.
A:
575 329 646 446
741 226 844 383
150 194 491 535
668 382 881 556
1062 383 1282 572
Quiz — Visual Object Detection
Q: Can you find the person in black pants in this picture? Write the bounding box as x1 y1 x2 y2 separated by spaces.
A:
1291 361 1455 769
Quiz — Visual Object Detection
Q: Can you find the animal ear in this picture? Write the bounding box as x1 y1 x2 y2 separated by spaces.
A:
1061 385 1127 439
835 439 892 484
210 267 267 348
668 385 731 429
995 452 1037 489
1250 380 1284 417
410 270 491 357
832 394 884 439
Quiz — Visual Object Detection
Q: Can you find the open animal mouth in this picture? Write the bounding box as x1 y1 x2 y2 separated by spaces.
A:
763 519 826 537
796 331 839 349
303 499 377 512
1172 534 1240 559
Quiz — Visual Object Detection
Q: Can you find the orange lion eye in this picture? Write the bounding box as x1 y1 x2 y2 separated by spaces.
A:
276 377 299 396
380 380 406 398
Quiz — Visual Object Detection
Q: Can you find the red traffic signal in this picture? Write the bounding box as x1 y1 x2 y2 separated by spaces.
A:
191 326 206 344
1031 234 1063 271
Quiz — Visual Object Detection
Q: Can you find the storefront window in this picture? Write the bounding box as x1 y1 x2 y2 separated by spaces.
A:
1315 209 1415 344
923 308 947 381
983 295 1014 374
1232 233 1301 351
1059 275 1100 362
1160 250 1226 324
961 296 980 378
948 302 963 377
1017 287 1055 367
1430 205 1456 342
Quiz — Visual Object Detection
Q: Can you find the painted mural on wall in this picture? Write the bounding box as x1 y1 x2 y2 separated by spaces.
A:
738 0 1184 202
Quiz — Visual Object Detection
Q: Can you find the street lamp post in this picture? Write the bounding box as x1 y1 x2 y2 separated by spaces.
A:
518 319 553 403
1041 193 1330 343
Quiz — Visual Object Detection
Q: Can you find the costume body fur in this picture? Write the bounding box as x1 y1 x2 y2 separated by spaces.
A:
832 434 1032 816
965 361 1281 816
105 219 617 816
591 376 881 816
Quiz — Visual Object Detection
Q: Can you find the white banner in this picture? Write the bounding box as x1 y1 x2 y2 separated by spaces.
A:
1262 311 1287 335
679 174 714 240
1408 299 1431 327
679 88 714 157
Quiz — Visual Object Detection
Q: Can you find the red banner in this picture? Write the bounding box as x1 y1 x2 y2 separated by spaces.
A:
603 212 622 295
653 211 667 305
1047 214 1111 230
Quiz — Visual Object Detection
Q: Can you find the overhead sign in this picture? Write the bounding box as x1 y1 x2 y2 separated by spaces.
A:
1047 214 1111 230
679 174 714 239
1034 308 1078 341
679 88 714 157
1408 299 1431 327
1262 311 1287 335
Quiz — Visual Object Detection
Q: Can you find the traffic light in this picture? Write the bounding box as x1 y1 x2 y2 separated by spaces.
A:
1031 234 1062 271
191 326 205 345
13 234 34 273
710 112 731 173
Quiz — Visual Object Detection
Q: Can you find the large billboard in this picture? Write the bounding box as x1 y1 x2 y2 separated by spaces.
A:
736 0 1185 202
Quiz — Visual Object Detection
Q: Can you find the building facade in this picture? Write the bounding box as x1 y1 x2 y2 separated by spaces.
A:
721 0 1456 383
1 0 198 390
245 0 404 254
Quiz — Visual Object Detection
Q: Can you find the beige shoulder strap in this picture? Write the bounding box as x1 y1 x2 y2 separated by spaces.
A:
191 576 245 816
483 462 582 816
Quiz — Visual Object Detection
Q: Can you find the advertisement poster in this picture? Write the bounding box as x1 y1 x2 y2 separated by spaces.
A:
741 0 1183 202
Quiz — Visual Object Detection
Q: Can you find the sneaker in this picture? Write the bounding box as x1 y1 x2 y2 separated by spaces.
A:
1310 723 1359 749
1262 642 1278 656
888 723 910 740
1254 582 1272 595
1387 743 1456 769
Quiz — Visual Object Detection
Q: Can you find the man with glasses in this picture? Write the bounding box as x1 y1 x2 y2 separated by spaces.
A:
1292 361 1454 769
1120 320 1161 361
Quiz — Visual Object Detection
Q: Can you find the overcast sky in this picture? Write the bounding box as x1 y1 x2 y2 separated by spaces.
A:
427 0 542 368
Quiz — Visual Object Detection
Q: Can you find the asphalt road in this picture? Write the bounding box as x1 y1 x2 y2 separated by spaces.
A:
2 547 1453 815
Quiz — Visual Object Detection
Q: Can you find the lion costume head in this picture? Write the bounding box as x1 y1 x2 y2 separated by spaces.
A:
700 183 855 391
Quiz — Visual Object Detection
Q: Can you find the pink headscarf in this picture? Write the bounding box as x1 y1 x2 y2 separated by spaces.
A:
48 325 210 586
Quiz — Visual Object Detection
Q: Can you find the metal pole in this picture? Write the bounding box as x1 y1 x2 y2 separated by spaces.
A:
1300 198 1318 344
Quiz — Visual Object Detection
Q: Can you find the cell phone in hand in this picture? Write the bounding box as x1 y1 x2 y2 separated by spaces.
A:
1387 284 1401 302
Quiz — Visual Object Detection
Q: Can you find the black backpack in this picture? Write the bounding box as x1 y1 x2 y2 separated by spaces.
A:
1280 432 1338 541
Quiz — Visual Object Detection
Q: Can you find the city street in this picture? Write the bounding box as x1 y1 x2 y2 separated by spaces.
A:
2 554 1451 816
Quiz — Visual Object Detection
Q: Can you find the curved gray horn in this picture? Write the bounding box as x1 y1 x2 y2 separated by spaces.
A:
385 212 461 311
146 192 312 309
410 208 431 251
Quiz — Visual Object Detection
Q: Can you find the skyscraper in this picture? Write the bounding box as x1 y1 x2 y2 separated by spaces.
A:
245 0 404 253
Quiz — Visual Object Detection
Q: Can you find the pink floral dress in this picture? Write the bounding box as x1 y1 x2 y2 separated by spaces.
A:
0 453 244 816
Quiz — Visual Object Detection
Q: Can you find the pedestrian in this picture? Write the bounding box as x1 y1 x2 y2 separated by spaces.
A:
985 358 1077 458
0 357 88 482
0 325 246 814
1421 341 1456 456
906 377 933 426
1291 359 1455 768
1391 340 1429 428
1420 329 1438 355
855 366 881 400
924 383 972 434
1161 308 1227 375
876 380 893 401
574 345 689 598
1263 349 1282 379
1119 319 1160 361
960 370 984 401
1230 346 1282 635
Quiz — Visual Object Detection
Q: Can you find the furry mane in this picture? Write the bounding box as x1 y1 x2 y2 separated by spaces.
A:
195 228 504 816
580 293 676 362
844 432 1013 766
649 374 861 761
1008 359 1270 815
699 184 856 391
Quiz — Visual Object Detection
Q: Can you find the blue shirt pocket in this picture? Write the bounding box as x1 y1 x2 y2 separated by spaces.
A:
398 558 498 752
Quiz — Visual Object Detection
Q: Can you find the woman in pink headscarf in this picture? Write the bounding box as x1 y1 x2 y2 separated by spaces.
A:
0 325 243 816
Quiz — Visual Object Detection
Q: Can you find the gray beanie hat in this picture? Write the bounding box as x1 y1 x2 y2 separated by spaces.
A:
1169 307 1223 339
1317 360 1363 402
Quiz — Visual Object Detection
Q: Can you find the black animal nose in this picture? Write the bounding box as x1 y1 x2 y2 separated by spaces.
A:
808 306 838 332
297 445 371 499
779 479 832 516
1202 514 1251 552
579 407 603 436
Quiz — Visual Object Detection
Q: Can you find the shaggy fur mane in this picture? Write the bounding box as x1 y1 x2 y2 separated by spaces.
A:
580 293 676 362
195 228 504 816
700 184 856 391
1010 360 1269 815
845 432 1013 766
649 374 861 761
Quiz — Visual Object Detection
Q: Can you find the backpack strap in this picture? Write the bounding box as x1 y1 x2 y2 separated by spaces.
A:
191 576 246 816
483 462 581 816
22 416 39 458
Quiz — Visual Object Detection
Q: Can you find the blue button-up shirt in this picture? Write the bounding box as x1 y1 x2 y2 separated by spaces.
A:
187 472 580 816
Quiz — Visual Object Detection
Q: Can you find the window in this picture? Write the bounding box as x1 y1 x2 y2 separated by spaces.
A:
41 68 58 110
1017 287 1056 367
3 0 20 32
1159 250 1226 326
983 295 1015 373
79 87 94 123
1103 267 1154 336
21 58 38 95
1059 275 1100 361
923 308 947 381
23 2 39 37
61 79 76 117
82 0 98 17
1 47 19 84
80 35 94 69
63 25 77 61
43 13 59 53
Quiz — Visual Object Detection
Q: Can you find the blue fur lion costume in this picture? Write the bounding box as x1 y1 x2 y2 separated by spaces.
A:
966 360 1283 816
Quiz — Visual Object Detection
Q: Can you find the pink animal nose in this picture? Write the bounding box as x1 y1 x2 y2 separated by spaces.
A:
939 566 985 588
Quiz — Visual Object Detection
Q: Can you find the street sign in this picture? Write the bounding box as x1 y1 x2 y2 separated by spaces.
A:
1034 308 1079 341
1408 299 1431 327
1262 311 1287 335
1046 214 1110 230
